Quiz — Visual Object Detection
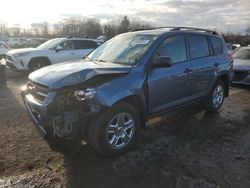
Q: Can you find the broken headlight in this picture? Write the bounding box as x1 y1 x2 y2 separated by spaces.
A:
74 88 96 101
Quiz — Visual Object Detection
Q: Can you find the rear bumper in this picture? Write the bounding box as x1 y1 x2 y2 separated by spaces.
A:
231 80 250 85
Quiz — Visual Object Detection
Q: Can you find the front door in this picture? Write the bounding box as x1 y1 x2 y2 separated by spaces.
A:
147 34 193 115
50 40 77 64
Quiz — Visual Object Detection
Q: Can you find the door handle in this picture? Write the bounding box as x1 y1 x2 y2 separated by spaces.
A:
214 62 219 67
184 68 192 74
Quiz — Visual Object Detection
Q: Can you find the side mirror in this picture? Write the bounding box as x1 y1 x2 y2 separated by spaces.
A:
55 45 63 52
153 56 172 68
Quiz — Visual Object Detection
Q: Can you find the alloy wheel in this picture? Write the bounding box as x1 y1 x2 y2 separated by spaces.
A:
106 112 135 149
212 85 224 108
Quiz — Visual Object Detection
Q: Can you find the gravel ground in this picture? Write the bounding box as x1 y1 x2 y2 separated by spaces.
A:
0 70 250 188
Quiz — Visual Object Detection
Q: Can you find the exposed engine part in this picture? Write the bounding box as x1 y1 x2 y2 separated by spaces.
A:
52 111 78 138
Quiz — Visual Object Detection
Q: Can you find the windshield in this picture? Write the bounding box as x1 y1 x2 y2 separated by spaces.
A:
37 38 65 49
234 48 250 60
87 34 157 65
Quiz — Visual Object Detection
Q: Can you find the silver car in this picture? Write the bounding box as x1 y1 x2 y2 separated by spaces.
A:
232 47 250 85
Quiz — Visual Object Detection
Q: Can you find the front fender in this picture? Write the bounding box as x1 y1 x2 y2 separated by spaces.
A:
90 68 147 111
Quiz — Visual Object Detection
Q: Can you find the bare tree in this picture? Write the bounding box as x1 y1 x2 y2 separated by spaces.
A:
0 24 9 35
8 24 21 37
130 21 151 31
31 23 41 36
57 18 103 38
28 16 152 39
60 18 82 37
103 16 152 39
103 21 117 39
246 24 250 35
117 16 130 33
84 18 103 38
42 22 49 36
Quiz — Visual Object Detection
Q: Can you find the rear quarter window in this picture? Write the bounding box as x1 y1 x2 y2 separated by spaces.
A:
188 34 210 59
209 36 223 55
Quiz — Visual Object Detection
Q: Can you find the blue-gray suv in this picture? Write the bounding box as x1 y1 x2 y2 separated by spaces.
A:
21 27 233 156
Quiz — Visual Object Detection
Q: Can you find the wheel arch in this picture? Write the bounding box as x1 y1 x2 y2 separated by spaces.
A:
113 95 147 128
217 74 229 97
82 94 147 143
28 56 51 69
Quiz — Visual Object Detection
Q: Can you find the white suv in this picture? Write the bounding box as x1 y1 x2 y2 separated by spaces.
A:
0 41 10 58
3 38 100 71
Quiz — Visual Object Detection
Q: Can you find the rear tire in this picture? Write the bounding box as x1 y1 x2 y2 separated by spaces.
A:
205 79 225 113
89 102 140 157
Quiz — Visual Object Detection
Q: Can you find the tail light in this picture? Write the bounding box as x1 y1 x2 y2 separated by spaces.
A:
228 53 233 61
228 53 233 70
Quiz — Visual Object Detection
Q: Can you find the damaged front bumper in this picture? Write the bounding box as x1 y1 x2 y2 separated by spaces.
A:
2 55 26 71
21 82 100 140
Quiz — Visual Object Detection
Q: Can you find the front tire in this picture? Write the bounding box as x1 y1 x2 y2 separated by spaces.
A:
29 59 48 72
205 80 225 113
89 102 140 157
0 54 5 60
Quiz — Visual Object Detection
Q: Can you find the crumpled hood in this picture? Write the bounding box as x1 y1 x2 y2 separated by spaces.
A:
8 48 38 55
29 59 131 89
233 59 250 71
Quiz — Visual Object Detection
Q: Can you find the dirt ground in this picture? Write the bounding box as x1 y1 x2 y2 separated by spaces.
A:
0 70 250 188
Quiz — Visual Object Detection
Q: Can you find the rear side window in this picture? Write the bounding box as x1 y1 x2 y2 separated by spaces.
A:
188 35 210 59
209 36 223 55
155 35 187 63
74 40 98 49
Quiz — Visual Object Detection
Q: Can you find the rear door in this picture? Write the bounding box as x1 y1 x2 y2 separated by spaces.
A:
187 34 217 98
147 34 193 114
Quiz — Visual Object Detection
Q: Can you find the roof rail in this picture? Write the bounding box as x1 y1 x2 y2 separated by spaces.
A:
131 26 218 35
170 27 218 35
131 26 175 32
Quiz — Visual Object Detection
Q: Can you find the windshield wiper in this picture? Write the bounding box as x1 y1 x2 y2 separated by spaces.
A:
113 58 137 66
96 59 107 62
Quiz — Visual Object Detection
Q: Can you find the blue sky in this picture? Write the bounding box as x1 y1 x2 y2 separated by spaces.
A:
1 0 250 33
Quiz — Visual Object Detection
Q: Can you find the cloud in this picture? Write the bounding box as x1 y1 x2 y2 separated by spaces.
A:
125 0 250 33
0 0 249 33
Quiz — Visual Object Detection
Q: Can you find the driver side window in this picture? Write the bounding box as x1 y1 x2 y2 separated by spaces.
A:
60 40 74 50
155 35 187 63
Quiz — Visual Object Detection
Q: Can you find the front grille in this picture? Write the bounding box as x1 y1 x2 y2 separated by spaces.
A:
233 71 248 82
27 80 49 102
